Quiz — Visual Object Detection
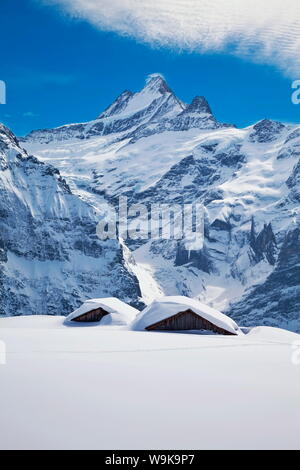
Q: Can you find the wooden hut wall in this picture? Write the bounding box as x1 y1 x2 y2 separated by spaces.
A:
146 309 235 335
72 307 110 323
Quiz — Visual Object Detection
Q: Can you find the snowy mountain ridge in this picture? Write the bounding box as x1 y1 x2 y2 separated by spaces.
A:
22 74 231 145
1 74 299 332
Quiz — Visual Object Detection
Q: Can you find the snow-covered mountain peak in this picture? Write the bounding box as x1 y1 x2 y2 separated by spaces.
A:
0 123 32 171
99 74 181 122
105 73 183 122
98 90 134 119
182 96 212 116
249 119 286 143
22 75 236 146
144 73 173 95
23 74 187 144
0 123 21 150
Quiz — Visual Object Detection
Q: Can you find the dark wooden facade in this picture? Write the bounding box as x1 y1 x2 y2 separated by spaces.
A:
146 309 236 335
72 307 110 323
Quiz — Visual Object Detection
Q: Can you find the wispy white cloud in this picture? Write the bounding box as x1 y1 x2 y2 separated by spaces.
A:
42 0 300 77
22 111 39 118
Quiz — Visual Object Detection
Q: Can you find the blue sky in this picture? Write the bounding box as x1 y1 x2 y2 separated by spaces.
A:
0 0 299 136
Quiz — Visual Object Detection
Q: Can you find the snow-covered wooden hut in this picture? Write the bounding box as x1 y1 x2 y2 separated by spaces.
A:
132 296 240 335
66 298 139 326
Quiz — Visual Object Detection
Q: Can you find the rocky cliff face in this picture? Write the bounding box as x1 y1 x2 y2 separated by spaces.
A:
0 124 141 316
228 227 300 331
9 74 300 331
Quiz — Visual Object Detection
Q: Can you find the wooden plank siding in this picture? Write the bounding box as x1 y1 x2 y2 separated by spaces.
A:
72 307 110 323
146 309 236 335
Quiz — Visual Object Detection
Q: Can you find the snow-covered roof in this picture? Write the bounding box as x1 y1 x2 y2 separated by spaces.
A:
66 297 139 325
132 296 240 335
